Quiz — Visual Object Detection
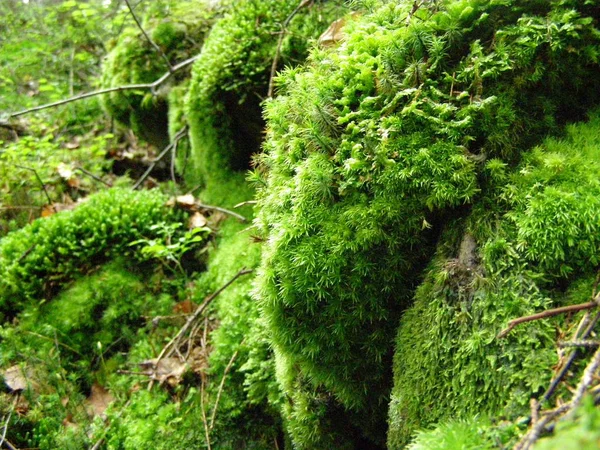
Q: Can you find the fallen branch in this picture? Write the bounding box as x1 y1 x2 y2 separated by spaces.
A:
558 339 600 349
75 166 112 187
123 0 173 72
267 0 313 98
497 301 598 339
6 55 199 119
196 203 247 223
132 126 188 190
149 268 253 389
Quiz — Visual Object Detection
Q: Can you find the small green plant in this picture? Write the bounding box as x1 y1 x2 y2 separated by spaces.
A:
129 222 211 275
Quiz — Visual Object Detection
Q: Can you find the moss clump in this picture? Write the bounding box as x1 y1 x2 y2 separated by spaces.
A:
0 188 182 317
253 0 600 447
389 114 600 447
0 262 175 450
101 0 219 147
186 0 346 187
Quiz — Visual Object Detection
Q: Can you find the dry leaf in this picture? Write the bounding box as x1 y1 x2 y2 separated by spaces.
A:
318 12 360 47
173 299 196 315
57 162 74 180
189 212 208 229
85 383 114 419
176 194 196 208
3 365 32 392
41 204 56 217
139 357 188 387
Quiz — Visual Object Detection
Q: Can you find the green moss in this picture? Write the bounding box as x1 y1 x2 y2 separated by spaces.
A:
253 0 600 447
0 188 182 318
389 113 600 447
100 0 219 147
186 0 346 187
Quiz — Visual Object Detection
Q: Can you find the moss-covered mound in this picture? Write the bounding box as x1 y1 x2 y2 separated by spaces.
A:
186 0 347 187
101 0 220 147
253 0 600 447
389 113 600 447
0 188 183 318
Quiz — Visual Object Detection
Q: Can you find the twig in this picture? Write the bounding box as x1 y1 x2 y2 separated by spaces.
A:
233 200 257 209
542 310 600 402
196 203 247 223
6 55 199 119
132 126 188 190
17 244 37 264
123 0 173 72
0 408 12 449
558 340 600 349
150 268 253 388
1 439 17 450
200 376 212 450
209 347 240 430
515 346 600 450
14 164 53 206
497 301 598 339
267 0 313 98
170 132 179 184
75 166 112 187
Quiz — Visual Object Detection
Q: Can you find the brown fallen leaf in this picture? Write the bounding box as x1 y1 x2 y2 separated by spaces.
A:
189 211 208 229
85 383 114 419
173 299 197 315
139 357 188 387
2 365 34 392
318 12 361 48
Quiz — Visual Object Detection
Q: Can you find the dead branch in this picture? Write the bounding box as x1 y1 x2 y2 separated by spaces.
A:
196 202 247 223
497 301 598 339
268 0 313 98
200 376 212 450
149 268 253 389
233 200 257 209
123 0 173 72
132 126 188 190
558 340 600 349
209 348 240 430
514 345 600 450
13 164 53 207
6 55 199 119
75 166 112 187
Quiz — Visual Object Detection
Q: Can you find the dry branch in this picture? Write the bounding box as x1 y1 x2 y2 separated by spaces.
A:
6 55 199 119
497 301 599 339
132 126 188 190
123 0 173 72
267 0 313 98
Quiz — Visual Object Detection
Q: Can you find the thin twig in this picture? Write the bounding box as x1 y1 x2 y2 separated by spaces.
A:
209 347 240 430
1 439 17 450
75 166 112 187
0 405 12 448
267 0 313 98
196 203 247 223
200 376 212 450
497 301 598 339
558 340 600 349
14 164 53 206
170 132 179 184
6 55 199 119
150 269 253 388
123 0 173 72
132 126 188 190
233 200 257 209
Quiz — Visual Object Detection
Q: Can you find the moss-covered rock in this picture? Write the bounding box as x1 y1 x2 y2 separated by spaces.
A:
186 0 346 187
101 0 220 147
389 114 600 447
0 188 183 318
253 0 600 447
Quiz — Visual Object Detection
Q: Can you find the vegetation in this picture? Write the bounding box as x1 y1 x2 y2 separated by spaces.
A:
3 0 600 449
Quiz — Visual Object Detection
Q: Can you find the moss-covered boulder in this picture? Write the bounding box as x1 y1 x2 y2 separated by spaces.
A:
101 0 219 147
253 0 600 447
390 114 600 447
186 0 346 187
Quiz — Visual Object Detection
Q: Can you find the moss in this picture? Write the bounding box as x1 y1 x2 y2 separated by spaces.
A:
253 0 600 447
186 0 346 187
389 113 600 447
100 0 219 147
0 188 183 318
